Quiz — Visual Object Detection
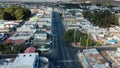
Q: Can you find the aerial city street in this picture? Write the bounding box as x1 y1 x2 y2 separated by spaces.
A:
0 0 120 68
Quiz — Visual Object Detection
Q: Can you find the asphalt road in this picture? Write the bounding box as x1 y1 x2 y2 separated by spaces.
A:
53 11 83 68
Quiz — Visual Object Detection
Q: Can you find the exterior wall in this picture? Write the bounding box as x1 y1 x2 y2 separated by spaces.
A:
77 53 89 68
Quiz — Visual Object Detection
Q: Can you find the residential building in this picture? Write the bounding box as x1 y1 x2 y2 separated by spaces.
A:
108 26 120 40
77 52 89 68
101 48 120 68
82 48 107 68
0 20 22 32
34 30 47 41
17 25 36 34
6 32 32 44
24 47 36 53
0 53 39 68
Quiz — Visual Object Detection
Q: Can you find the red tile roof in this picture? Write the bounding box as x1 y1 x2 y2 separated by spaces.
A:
24 47 36 53
5 39 26 44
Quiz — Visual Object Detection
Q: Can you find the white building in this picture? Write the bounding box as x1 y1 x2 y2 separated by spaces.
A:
17 24 36 33
0 53 39 68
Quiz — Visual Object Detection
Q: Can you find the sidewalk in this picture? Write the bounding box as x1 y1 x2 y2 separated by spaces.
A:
71 42 120 48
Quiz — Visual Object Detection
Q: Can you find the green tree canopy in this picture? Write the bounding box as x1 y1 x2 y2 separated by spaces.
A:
0 6 31 20
82 10 119 28
62 29 96 46
0 43 26 54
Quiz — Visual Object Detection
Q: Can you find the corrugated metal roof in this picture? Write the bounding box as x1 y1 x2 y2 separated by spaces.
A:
83 48 106 68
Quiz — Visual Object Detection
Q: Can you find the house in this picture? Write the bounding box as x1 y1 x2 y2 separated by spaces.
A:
82 48 107 68
17 25 36 34
0 20 23 33
80 19 91 28
34 30 47 41
0 20 11 32
0 20 6 29
0 53 39 68
0 53 49 68
6 32 32 44
0 20 22 29
101 48 120 68
5 20 23 27
108 26 120 40
0 28 10 33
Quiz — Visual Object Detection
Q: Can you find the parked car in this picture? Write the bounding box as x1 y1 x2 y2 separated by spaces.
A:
25 40 32 47
0 33 7 40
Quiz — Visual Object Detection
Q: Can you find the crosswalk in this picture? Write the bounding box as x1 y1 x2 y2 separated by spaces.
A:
55 60 82 68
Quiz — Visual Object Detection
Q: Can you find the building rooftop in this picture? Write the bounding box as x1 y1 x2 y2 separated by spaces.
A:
106 50 120 63
9 32 32 40
17 25 36 33
83 48 106 68
13 53 38 68
0 53 39 68
101 50 120 67
6 32 32 44
24 47 36 53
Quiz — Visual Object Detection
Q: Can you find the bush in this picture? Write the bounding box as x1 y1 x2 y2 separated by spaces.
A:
44 44 50 48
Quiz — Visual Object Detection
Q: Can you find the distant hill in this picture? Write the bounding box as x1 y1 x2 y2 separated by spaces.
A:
72 0 120 5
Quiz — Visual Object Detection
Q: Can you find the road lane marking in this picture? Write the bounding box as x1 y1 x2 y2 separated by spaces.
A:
58 60 81 62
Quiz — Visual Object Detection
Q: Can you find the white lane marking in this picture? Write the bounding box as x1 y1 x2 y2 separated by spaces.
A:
58 60 81 62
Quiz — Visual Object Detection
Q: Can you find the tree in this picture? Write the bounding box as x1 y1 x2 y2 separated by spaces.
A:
62 29 96 46
0 43 26 54
2 12 12 20
62 29 74 42
0 6 31 20
0 8 4 19
15 9 24 20
22 8 31 20
108 14 119 25
80 34 94 46
82 10 119 28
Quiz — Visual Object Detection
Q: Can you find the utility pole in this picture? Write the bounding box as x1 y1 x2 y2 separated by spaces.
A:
79 34 81 46
74 29 76 46
86 33 89 49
